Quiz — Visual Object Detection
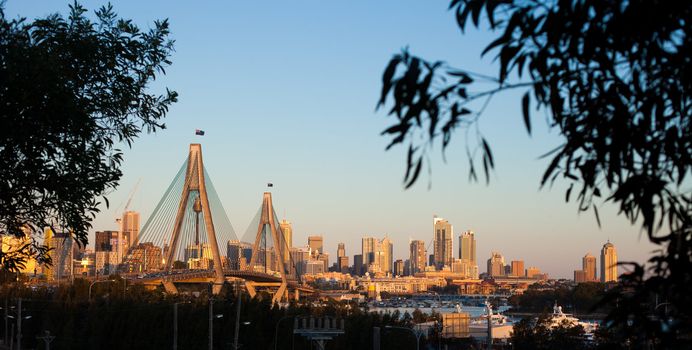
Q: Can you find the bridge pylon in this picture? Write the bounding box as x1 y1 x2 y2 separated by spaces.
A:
246 192 292 303
164 144 225 294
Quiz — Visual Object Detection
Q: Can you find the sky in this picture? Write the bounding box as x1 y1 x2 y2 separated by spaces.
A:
5 1 658 278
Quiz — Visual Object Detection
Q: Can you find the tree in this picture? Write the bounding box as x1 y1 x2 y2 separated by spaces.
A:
0 3 177 269
378 0 690 344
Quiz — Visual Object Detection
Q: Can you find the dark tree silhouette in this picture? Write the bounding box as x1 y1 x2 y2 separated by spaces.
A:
378 0 690 344
0 3 177 270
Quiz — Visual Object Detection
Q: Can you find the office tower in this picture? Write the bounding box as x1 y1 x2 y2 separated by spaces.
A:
2 227 37 275
318 252 329 272
486 252 505 277
353 254 363 276
409 240 427 274
128 242 163 272
45 228 74 281
338 256 349 273
511 260 525 277
308 236 323 256
504 264 512 275
121 210 140 252
226 240 246 270
601 241 618 282
94 230 121 276
459 230 476 262
279 219 293 248
394 259 404 276
459 230 479 279
362 237 378 266
583 253 597 282
381 236 393 273
433 217 453 269
526 266 541 278
290 246 311 276
337 243 346 258
574 270 587 283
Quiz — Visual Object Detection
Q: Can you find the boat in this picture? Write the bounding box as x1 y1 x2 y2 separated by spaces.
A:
548 302 599 334
469 301 513 340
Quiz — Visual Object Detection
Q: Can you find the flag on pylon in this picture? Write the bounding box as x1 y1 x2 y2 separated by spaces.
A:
267 183 273 187
195 129 205 136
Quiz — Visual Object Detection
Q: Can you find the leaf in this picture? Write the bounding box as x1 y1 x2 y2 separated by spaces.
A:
593 204 601 228
522 91 531 135
482 138 494 168
405 158 423 189
565 183 573 202
378 55 401 107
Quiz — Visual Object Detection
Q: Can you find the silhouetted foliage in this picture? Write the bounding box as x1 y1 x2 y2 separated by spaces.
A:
509 282 607 314
378 0 691 344
0 3 177 270
512 315 588 350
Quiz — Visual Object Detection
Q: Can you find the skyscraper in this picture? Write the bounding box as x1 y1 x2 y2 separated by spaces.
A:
487 252 505 277
380 236 393 273
337 243 346 258
601 241 618 282
308 236 323 256
409 240 427 274
121 210 140 252
362 237 378 267
510 260 525 277
583 253 597 282
459 230 478 278
279 219 293 248
433 216 453 269
459 230 476 262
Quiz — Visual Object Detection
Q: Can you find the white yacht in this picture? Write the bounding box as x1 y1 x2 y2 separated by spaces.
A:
469 301 513 340
548 302 599 334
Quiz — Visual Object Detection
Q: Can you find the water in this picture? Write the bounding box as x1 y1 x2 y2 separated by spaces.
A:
368 305 512 319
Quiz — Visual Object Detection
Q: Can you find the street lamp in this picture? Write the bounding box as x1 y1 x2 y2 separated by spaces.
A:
89 280 115 301
173 301 191 350
385 325 425 350
274 315 292 350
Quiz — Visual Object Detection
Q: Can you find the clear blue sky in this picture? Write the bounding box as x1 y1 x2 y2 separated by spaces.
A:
5 0 656 278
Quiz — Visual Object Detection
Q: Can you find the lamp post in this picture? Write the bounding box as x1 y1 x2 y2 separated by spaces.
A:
385 325 424 350
208 299 223 350
89 280 115 301
173 301 191 350
274 315 292 350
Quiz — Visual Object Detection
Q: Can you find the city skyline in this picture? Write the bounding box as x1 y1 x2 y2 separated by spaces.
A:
4 0 656 279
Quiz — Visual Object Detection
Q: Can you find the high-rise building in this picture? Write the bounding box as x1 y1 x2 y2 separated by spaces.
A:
486 252 505 277
2 227 38 275
338 256 349 273
583 253 597 282
362 236 392 273
318 252 329 272
353 254 363 276
459 230 479 279
574 269 587 283
337 243 346 258
511 260 525 277
393 259 404 276
120 210 140 252
290 246 311 276
380 236 393 273
526 266 541 278
433 217 453 269
601 241 618 282
362 237 378 267
459 230 476 262
45 228 74 281
127 242 163 272
409 240 427 274
94 230 120 276
279 219 293 249
308 236 323 256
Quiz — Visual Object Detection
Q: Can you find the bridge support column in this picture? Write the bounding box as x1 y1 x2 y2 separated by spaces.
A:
245 281 257 299
163 281 178 294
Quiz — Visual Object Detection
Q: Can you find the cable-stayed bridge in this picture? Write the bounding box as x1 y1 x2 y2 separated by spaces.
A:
129 144 309 302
